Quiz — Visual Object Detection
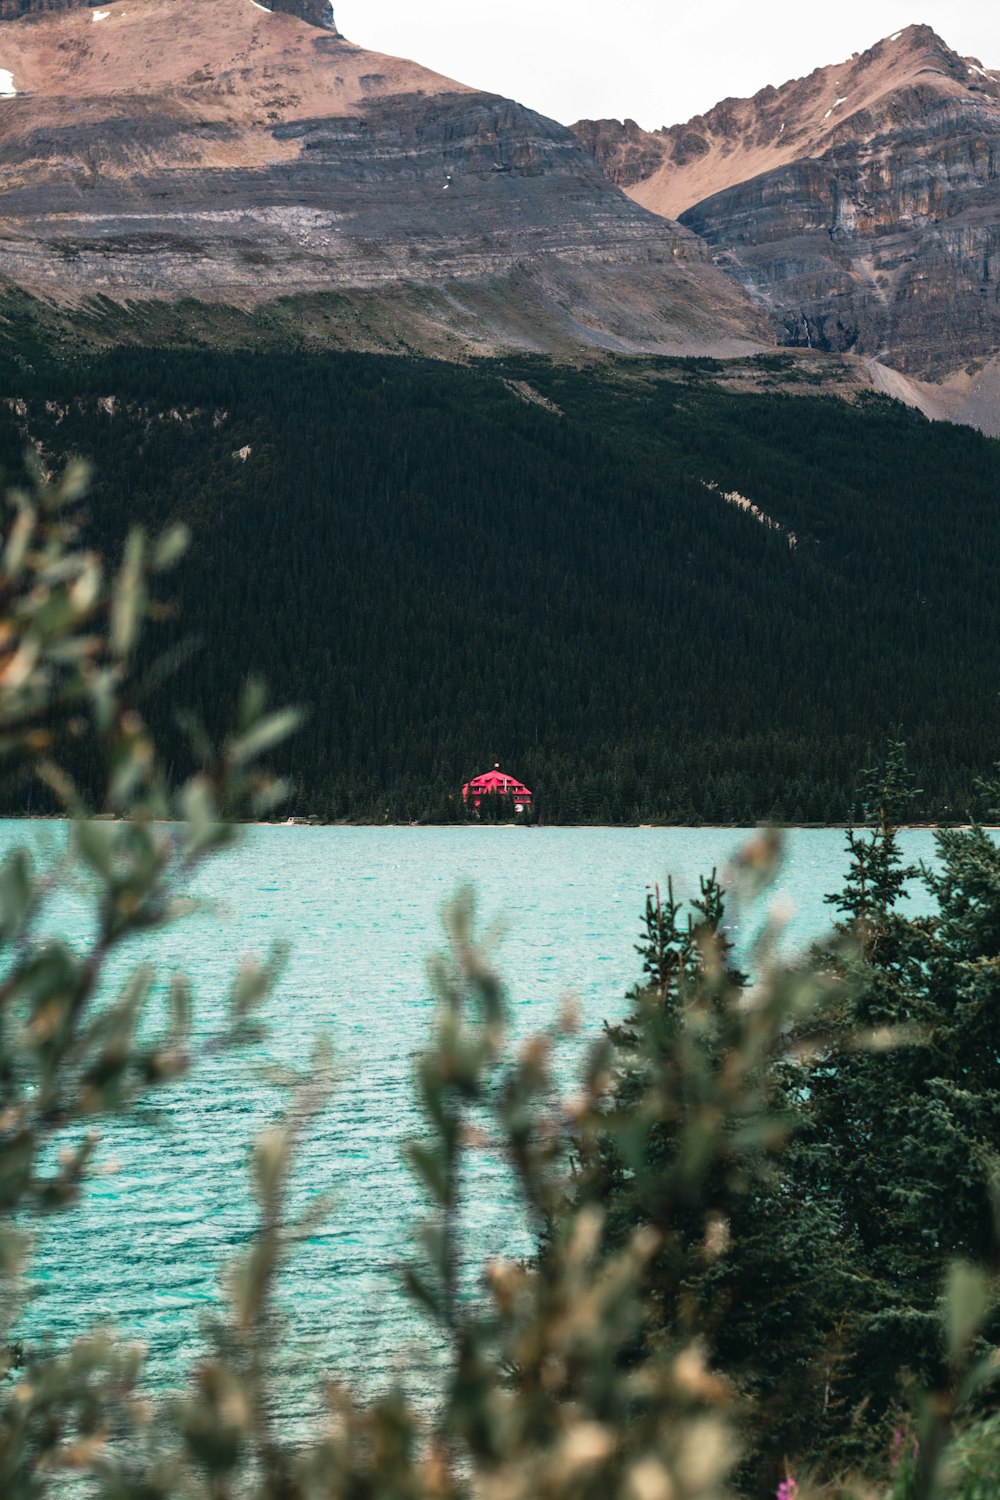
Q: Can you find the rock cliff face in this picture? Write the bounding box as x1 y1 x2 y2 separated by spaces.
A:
264 0 338 32
0 0 765 357
573 26 1000 378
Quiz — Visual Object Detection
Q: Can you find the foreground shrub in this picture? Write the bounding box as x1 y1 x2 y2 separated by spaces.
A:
0 469 998 1500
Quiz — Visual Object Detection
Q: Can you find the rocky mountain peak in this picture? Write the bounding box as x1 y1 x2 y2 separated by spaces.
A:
858 22 972 86
573 23 998 218
259 0 339 32
882 21 954 57
0 0 766 360
573 22 1000 391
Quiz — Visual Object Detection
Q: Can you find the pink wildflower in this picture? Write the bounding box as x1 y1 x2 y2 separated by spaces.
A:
776 1480 799 1500
890 1428 920 1472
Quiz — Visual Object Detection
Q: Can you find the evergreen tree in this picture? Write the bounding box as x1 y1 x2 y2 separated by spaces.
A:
568 878 841 1496
792 745 1000 1465
566 749 1000 1490
4 342 1000 821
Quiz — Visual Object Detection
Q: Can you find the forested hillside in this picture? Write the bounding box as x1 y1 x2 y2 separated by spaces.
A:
1 340 998 823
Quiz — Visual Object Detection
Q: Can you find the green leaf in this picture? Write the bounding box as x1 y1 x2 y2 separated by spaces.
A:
401 1266 444 1319
944 1261 991 1365
229 941 289 1019
73 818 114 881
50 459 91 510
110 528 146 659
0 848 33 939
228 707 303 769
152 523 190 573
289 1194 335 1242
406 1141 450 1206
168 974 192 1048
252 1124 290 1212
238 675 268 732
180 774 221 853
2 498 34 579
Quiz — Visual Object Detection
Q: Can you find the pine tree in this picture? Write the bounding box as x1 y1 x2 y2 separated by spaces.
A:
568 877 840 1495
793 743 1000 1463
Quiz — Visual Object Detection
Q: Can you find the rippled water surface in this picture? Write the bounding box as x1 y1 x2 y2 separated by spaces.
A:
8 823 944 1420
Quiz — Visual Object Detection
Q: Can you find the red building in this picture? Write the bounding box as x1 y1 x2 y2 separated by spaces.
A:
462 765 533 813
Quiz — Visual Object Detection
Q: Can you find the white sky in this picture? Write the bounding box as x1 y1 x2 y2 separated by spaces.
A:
333 1 999 129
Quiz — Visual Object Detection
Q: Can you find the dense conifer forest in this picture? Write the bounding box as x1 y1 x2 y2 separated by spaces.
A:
8 464 1000 1498
1 335 998 823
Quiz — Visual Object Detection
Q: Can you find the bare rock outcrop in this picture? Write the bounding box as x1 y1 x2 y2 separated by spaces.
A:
264 0 338 32
569 117 669 189
573 25 1000 378
0 0 766 358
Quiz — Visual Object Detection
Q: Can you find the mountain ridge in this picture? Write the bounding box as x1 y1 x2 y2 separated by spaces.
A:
572 24 1000 392
0 0 340 25
0 0 767 358
5 7 1000 420
573 25 997 218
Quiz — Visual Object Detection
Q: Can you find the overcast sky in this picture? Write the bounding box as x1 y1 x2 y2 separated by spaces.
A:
333 1 999 129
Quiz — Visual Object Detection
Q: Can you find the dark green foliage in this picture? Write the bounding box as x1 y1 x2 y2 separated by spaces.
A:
1 345 999 820
568 872 845 1496
0 466 301 1494
826 741 921 957
569 745 1000 1494
5 461 1000 1499
784 748 1000 1469
0 463 847 1500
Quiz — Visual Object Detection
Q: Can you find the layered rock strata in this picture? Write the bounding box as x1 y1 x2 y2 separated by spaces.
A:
573 26 1000 378
0 0 766 356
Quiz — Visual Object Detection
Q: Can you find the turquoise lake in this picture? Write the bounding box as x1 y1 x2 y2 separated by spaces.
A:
7 822 947 1427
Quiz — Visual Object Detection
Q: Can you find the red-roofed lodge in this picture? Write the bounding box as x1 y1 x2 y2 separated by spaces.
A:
462 765 533 813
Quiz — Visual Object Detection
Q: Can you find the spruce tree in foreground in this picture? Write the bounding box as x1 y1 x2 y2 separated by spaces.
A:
567 750 1000 1496
790 747 1000 1468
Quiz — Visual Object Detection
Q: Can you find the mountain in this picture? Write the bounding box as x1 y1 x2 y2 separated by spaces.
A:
0 0 766 357
573 25 1000 409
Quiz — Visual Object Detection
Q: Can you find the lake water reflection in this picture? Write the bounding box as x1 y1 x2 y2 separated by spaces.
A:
8 823 944 1422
